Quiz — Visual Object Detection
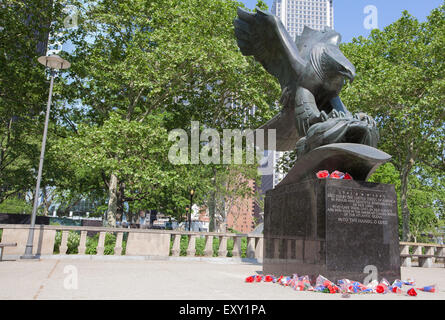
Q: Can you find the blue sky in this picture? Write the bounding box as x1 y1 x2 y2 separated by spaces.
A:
241 0 444 43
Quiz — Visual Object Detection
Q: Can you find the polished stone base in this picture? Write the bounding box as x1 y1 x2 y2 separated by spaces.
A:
263 178 401 283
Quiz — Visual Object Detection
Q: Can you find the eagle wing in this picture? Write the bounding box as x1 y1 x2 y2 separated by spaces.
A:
234 7 306 89
234 8 307 151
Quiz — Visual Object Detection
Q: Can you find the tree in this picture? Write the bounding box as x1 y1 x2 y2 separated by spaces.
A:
340 3 445 240
0 197 32 214
407 180 443 243
52 112 198 226
212 163 260 232
53 0 280 225
0 1 64 204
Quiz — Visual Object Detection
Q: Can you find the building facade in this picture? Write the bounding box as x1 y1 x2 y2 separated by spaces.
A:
271 0 334 40
225 179 258 233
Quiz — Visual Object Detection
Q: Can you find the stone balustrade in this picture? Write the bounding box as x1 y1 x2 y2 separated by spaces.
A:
399 241 445 268
0 224 263 261
1 224 443 268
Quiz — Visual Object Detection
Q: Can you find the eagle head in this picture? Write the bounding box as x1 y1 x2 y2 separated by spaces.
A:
310 43 356 89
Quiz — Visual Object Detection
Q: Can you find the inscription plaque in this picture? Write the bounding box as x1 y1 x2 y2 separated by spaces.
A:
325 179 400 281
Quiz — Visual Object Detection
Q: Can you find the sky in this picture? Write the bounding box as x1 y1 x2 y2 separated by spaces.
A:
241 0 444 43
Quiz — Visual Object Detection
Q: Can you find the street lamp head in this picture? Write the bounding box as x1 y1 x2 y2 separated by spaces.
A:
190 189 195 196
38 55 71 70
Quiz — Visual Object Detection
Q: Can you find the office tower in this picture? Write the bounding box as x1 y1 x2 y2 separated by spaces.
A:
259 150 285 193
271 0 334 40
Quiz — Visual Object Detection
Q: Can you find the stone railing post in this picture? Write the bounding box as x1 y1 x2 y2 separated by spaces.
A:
171 234 181 256
78 231 87 255
400 243 411 267
426 246 435 263
255 237 263 261
400 244 410 255
114 232 123 256
413 245 422 255
60 231 69 255
218 236 228 257
413 245 423 266
97 232 106 255
437 246 445 263
246 237 256 259
186 234 196 257
204 235 214 257
232 236 242 258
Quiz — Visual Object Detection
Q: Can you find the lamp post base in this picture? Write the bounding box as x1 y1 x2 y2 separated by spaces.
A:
20 255 39 260
20 245 38 260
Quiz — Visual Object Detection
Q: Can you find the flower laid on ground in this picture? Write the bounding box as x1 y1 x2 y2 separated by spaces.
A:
244 274 434 297
375 279 390 294
417 285 436 293
407 288 417 296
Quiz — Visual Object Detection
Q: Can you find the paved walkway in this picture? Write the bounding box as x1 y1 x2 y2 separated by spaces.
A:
0 259 444 300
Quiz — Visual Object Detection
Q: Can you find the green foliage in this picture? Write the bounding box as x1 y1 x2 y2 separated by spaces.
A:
0 1 66 204
85 233 118 255
53 231 80 254
407 168 445 242
368 163 401 189
254 1 269 11
60 0 279 129
277 0 445 241
53 231 126 255
340 3 445 241
195 236 206 256
173 235 247 257
47 0 278 224
84 234 98 255
0 198 32 214
179 235 189 256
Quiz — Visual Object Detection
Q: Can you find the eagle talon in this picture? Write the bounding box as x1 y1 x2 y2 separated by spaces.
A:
320 111 329 121
333 110 340 118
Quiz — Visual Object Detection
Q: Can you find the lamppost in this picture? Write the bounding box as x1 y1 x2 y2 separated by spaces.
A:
185 206 190 231
21 55 70 259
189 189 195 231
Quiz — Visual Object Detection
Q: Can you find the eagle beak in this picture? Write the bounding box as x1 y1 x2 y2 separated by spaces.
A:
340 69 355 83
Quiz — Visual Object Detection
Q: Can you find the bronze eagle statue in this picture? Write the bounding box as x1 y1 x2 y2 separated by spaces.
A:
233 8 379 156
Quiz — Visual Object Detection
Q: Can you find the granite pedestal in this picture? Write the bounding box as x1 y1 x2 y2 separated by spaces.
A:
263 178 401 283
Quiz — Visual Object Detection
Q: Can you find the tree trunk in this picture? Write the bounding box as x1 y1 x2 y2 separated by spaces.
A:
117 181 125 217
106 173 118 227
209 167 217 232
208 190 216 232
42 186 53 216
400 145 415 241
